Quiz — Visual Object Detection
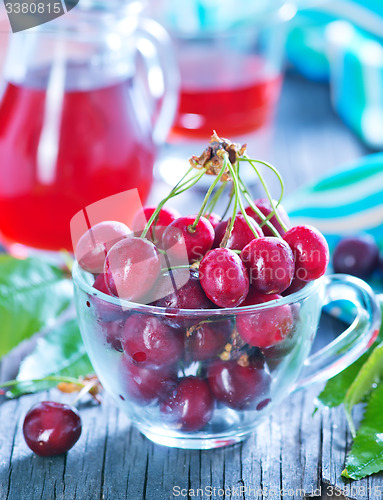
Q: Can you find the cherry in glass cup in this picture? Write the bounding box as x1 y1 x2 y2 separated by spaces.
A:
73 258 380 449
0 0 178 251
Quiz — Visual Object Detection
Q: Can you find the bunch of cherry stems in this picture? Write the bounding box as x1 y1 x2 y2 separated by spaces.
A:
141 153 289 255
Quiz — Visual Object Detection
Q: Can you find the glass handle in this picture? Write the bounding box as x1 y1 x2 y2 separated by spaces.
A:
136 18 180 146
292 274 381 391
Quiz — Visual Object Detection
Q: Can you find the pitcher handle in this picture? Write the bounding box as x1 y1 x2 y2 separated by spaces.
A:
291 274 381 392
136 18 179 146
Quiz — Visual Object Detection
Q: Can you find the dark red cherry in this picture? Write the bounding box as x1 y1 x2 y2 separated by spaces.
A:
205 212 221 230
121 314 183 367
185 320 232 361
245 198 290 237
241 287 280 307
208 360 271 410
236 292 294 348
283 225 329 281
160 377 214 431
132 206 180 246
213 214 263 250
102 320 124 352
199 248 249 308
23 402 81 457
154 269 213 309
282 277 307 296
76 221 131 274
120 356 177 404
332 235 380 278
104 237 161 301
241 237 294 294
162 216 215 264
91 274 122 323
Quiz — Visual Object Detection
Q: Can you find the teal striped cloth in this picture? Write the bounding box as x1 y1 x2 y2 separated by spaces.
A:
286 1 383 149
285 153 383 252
285 153 383 302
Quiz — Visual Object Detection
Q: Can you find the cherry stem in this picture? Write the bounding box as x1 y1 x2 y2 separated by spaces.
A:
160 264 190 272
0 376 85 390
220 156 238 247
220 184 234 221
238 175 281 237
141 167 206 239
226 161 260 240
71 379 99 407
205 180 227 217
189 162 227 232
238 156 285 208
243 156 289 233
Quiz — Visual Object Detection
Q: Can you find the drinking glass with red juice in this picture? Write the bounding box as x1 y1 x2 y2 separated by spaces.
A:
0 0 178 251
150 0 295 186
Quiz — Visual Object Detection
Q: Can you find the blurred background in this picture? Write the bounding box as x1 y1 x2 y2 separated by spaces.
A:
0 0 382 255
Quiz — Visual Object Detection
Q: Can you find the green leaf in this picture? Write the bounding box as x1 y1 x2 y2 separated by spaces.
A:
0 255 73 359
342 383 383 480
317 304 383 408
344 342 383 436
7 318 93 397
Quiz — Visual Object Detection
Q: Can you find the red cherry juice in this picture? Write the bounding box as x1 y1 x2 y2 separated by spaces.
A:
171 51 282 139
0 77 155 251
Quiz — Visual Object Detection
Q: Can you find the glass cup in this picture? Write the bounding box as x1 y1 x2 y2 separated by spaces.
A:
151 0 296 187
73 263 381 449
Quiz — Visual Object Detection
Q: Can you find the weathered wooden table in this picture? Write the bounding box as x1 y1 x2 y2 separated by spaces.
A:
1 74 381 500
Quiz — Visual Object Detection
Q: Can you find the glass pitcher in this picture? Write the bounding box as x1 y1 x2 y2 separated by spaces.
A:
0 0 178 251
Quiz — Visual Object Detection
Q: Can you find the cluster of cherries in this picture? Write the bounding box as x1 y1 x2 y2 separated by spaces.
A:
75 136 330 433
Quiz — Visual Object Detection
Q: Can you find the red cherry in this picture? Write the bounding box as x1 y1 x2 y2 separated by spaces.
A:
102 319 124 352
208 360 271 410
185 320 232 361
236 294 294 348
241 237 295 294
76 221 131 274
121 314 183 367
283 225 329 281
154 269 213 309
160 377 214 431
205 212 221 230
241 287 280 307
23 402 81 457
199 248 249 308
132 206 180 246
282 277 307 296
91 274 123 323
332 235 379 278
161 216 214 264
245 198 290 237
120 356 177 404
213 214 263 250
104 237 161 301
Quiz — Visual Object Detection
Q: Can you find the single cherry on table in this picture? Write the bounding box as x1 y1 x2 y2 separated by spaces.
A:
23 401 82 457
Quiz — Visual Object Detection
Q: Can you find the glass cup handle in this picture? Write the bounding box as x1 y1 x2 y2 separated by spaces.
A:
291 274 381 392
136 18 180 146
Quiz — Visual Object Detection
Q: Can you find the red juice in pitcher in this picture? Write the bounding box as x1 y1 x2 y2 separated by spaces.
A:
171 51 282 140
0 76 155 251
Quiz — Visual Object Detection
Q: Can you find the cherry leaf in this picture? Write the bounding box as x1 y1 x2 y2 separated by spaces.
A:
342 383 383 480
0 255 72 359
7 318 93 398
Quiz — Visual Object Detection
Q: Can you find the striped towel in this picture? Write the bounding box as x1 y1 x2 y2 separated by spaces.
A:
286 1 383 148
285 153 383 305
